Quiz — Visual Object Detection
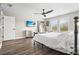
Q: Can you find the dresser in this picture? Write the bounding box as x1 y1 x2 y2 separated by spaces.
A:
25 30 34 38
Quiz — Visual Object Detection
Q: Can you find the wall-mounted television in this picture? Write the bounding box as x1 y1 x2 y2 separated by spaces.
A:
26 20 36 27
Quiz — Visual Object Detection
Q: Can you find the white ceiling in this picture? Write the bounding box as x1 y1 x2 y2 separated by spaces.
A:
1 3 79 19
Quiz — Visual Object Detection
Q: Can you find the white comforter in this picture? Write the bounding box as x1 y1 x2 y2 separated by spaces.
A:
33 32 79 54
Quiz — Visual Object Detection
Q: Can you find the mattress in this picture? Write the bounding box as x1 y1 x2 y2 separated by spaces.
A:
33 32 79 54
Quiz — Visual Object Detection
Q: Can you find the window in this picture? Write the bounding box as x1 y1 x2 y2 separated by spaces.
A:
59 17 68 32
50 19 58 32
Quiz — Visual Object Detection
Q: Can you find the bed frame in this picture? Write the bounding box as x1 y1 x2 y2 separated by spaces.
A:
74 16 79 55
33 16 79 55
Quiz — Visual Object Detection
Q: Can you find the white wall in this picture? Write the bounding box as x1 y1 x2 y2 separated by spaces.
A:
2 14 43 39
15 14 43 39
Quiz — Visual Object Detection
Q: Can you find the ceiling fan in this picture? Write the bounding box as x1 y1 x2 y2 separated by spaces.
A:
33 9 53 17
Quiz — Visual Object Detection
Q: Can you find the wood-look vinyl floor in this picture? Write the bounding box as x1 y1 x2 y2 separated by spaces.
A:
0 38 67 55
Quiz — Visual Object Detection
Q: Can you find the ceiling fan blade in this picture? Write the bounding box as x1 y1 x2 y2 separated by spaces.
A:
33 13 42 14
45 10 53 14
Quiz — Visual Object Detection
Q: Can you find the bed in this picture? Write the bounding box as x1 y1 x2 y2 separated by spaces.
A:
33 16 79 55
33 32 76 54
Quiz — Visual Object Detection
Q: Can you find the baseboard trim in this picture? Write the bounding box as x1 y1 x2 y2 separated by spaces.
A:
3 37 26 42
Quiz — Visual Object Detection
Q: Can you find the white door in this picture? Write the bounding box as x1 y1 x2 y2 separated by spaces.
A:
4 16 15 41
